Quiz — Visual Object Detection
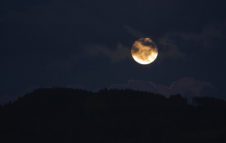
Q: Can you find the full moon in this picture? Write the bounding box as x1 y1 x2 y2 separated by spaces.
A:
131 38 158 65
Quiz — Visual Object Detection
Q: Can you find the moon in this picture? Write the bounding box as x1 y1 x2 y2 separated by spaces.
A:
131 38 158 65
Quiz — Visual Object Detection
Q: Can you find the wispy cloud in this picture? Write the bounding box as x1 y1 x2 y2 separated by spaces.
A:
82 43 131 62
124 23 226 62
110 77 216 97
157 36 186 60
124 25 145 38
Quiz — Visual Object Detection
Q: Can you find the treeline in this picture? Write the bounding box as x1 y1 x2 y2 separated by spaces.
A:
1 88 226 143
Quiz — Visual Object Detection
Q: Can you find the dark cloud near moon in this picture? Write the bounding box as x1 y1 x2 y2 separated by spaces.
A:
81 43 130 62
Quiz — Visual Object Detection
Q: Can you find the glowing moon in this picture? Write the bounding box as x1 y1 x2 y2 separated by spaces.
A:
131 38 158 65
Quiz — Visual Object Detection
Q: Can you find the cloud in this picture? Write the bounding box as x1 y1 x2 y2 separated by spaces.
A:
124 25 145 38
157 22 226 61
110 77 216 97
169 78 214 97
81 43 131 62
157 36 186 60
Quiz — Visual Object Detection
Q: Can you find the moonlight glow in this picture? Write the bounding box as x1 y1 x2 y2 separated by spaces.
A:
131 38 158 65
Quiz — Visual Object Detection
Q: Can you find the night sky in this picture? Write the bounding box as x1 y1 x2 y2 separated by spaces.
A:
1 0 226 103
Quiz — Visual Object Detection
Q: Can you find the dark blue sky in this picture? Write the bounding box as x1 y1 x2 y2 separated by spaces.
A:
1 0 226 103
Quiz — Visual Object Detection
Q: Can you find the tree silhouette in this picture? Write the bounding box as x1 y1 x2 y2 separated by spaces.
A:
1 88 226 143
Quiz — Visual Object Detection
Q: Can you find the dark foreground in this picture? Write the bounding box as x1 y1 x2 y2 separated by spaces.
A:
1 88 226 143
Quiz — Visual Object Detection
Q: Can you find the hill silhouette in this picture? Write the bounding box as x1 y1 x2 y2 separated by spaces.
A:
1 88 226 143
